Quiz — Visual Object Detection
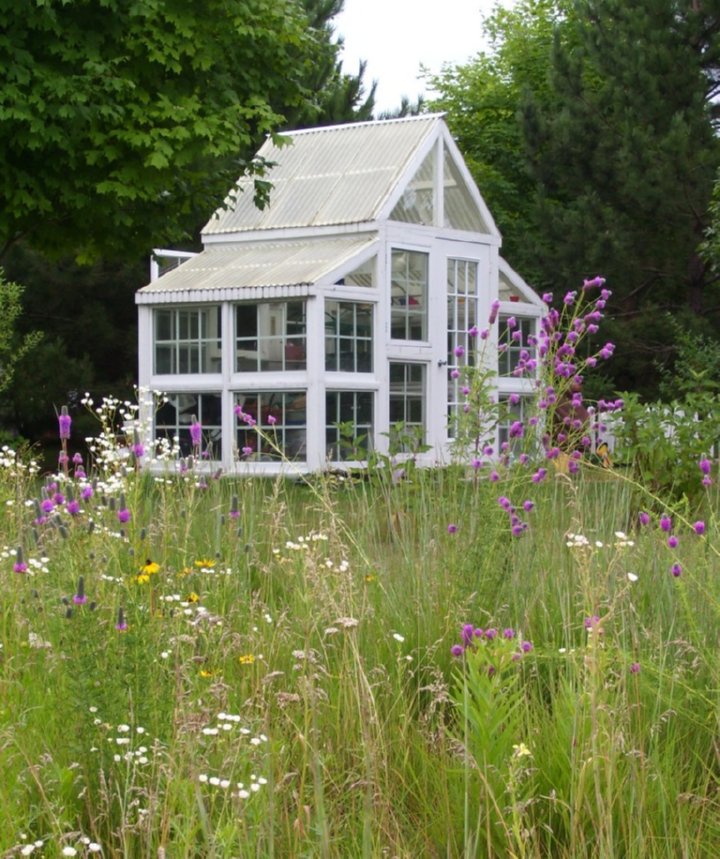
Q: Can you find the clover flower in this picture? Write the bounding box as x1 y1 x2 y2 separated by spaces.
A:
671 563 682 577
699 457 712 476
660 515 672 533
447 523 458 534
638 511 650 526
73 576 88 605
189 416 202 448
693 520 705 535
13 547 27 574
115 607 128 631
58 406 72 440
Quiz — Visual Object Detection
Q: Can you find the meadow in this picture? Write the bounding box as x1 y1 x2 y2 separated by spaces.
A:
2 281 719 857
1 431 719 858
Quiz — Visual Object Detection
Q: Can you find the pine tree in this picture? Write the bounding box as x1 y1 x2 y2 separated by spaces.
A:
521 0 720 392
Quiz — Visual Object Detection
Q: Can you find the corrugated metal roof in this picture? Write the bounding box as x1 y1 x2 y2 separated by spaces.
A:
202 115 442 235
137 235 376 296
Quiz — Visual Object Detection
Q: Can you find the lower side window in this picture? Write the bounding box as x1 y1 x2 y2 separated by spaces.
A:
235 391 307 461
326 391 374 461
155 392 222 458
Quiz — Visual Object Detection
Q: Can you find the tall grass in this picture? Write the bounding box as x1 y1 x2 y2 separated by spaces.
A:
1 436 719 858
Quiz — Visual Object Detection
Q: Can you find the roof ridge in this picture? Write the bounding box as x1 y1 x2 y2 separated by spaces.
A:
276 112 445 138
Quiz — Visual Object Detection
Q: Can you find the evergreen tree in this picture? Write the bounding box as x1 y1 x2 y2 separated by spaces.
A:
521 0 720 392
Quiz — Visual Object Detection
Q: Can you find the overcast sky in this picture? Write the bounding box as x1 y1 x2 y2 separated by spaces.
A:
334 0 514 113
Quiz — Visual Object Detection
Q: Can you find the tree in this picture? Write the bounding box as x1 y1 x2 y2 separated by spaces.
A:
430 0 720 396
0 269 41 395
0 0 327 262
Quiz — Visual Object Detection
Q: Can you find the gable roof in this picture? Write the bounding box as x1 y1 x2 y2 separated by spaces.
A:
202 115 444 236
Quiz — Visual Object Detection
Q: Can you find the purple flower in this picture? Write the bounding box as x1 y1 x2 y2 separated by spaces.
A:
498 496 512 510
229 495 240 520
189 417 202 447
699 457 712 475
73 576 88 605
671 563 682 577
520 640 533 653
117 508 131 524
629 662 640 675
468 325 479 337
454 345 465 358
531 468 547 484
584 615 600 630
242 446 254 457
41 498 54 514
523 500 534 512
450 644 464 657
660 515 672 533
462 624 475 646
66 499 80 516
447 523 458 534
503 628 515 639
450 369 460 379
693 520 705 535
489 470 500 482
471 458 481 469
115 607 128 631
267 414 277 426
667 535 678 549
479 329 489 340
488 300 500 325
582 276 605 290
542 292 553 304
58 406 72 440
638 511 650 527
81 485 94 500
485 628 497 641
13 548 27 574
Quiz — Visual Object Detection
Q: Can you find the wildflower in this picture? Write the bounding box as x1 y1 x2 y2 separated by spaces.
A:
660 515 672 533
13 547 28 574
140 560 160 575
699 457 712 476
667 535 678 549
638 511 650 526
693 520 705 535
189 416 202 448
629 662 640 675
117 507 131 524
133 573 150 585
488 299 500 325
238 654 255 665
627 572 639 582
671 563 682 577
485 628 497 641
454 344 465 358
185 592 200 603
523 500 534 512
61 848 78 857
242 445 254 457
194 558 216 569
582 276 605 290
468 325 479 337
58 406 72 440
520 640 533 653
115 607 128 631
450 368 460 379
450 644 464 657
447 523 458 534
531 468 547 484
392 632 405 642
73 576 88 605
489 470 499 482
512 742 532 758
503 628 515 639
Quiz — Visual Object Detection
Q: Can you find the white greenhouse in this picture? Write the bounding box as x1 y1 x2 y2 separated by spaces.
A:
136 114 544 474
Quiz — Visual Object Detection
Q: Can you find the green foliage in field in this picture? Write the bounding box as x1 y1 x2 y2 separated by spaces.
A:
1 420 719 856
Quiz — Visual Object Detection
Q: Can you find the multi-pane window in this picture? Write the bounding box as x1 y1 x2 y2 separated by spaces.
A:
447 259 479 438
235 302 306 372
389 362 425 448
326 391 374 461
235 391 306 461
335 257 375 288
498 315 537 377
155 392 222 458
154 307 221 374
325 301 373 372
390 250 428 341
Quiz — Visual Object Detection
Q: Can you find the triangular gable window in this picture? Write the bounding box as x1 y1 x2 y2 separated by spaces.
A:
443 149 488 232
391 149 435 226
335 256 375 287
499 271 532 303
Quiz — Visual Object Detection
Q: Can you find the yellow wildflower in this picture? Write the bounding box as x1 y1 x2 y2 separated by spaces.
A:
194 559 216 569
133 573 150 585
140 560 161 575
199 669 215 678
238 654 255 665
185 592 200 604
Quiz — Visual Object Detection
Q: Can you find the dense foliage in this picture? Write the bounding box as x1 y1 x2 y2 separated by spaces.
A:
429 0 720 396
